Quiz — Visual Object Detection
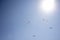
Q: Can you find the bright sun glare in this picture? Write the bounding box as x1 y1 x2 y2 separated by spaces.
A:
39 0 56 14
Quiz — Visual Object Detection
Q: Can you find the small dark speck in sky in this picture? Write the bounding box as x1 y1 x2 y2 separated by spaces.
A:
42 18 48 24
32 35 36 37
49 27 53 29
27 21 31 24
24 20 31 24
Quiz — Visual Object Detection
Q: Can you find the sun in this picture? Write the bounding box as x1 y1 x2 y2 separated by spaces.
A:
39 0 56 14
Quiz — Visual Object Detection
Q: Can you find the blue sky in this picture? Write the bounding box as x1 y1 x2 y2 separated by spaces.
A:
0 0 60 40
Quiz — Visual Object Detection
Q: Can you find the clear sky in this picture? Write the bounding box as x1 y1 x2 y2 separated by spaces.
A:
0 0 60 40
